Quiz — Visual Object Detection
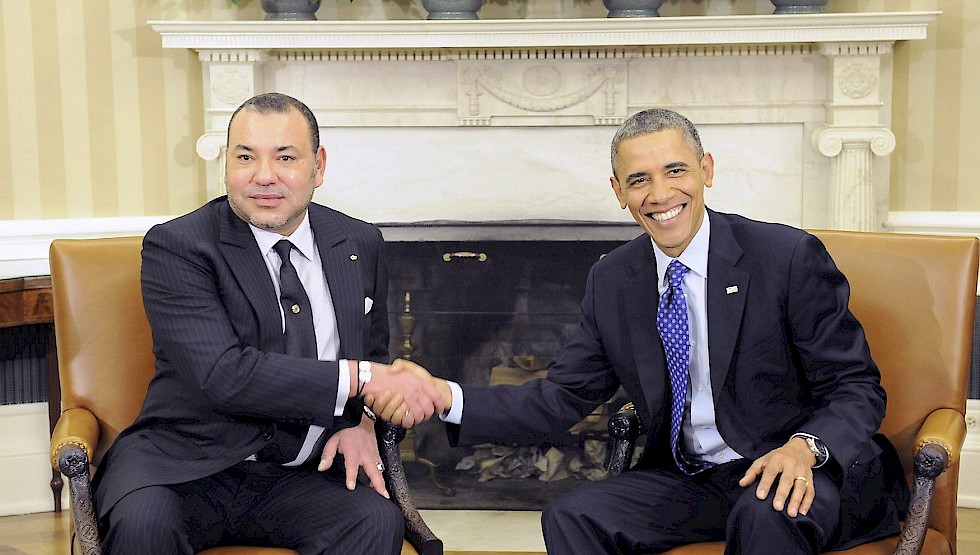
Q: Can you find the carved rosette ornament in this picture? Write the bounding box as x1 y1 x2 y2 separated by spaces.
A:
838 60 877 100
211 66 254 107
814 126 895 231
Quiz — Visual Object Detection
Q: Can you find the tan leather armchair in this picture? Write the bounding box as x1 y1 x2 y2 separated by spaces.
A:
606 230 979 555
48 236 441 555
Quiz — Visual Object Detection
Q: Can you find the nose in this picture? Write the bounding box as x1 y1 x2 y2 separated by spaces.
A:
644 177 671 205
253 158 276 185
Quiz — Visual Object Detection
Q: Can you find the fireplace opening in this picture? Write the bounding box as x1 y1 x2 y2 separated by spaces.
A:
384 238 635 510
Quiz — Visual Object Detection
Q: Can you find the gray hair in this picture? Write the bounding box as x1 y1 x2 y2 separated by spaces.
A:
610 108 704 178
227 92 320 154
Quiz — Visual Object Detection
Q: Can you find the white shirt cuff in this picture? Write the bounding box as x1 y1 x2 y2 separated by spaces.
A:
439 381 464 424
335 359 351 416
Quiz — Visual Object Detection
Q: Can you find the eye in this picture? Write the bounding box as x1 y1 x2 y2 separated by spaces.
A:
237 154 253 162
279 155 295 162
667 168 686 177
626 177 648 189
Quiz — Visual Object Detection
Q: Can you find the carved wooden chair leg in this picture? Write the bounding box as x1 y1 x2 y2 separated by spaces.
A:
57 444 100 555
381 423 444 555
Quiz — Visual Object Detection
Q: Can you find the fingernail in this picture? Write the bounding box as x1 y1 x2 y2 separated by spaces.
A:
383 491 390 499
317 460 327 471
347 480 356 490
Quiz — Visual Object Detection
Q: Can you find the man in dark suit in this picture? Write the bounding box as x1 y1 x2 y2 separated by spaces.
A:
94 93 444 554
396 108 907 553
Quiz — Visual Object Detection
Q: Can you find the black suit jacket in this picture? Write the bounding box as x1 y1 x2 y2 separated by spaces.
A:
453 209 906 548
94 197 390 518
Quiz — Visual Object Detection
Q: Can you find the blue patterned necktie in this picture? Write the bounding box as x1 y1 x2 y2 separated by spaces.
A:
657 259 702 474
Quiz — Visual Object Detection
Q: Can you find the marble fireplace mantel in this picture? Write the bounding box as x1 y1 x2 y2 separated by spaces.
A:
151 12 938 234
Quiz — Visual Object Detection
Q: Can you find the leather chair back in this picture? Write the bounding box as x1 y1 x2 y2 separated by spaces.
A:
812 230 977 547
50 236 155 468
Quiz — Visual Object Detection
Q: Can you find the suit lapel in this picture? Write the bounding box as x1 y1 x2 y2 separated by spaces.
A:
705 211 749 402
216 201 286 353
620 239 669 424
308 206 362 360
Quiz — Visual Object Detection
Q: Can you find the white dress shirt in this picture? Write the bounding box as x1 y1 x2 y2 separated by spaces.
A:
248 212 351 465
651 210 741 465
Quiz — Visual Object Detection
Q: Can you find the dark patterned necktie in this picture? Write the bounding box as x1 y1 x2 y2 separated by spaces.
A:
656 259 704 475
273 240 317 360
256 240 323 465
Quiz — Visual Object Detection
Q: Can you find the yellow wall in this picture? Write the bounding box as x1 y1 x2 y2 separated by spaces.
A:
0 0 973 219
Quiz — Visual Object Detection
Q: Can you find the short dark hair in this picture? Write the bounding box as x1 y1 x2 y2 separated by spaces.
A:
610 108 704 178
227 92 320 154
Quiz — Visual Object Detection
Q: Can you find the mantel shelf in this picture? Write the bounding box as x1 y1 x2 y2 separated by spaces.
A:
150 12 938 51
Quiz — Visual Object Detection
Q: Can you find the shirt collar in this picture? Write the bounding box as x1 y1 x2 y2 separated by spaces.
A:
652 208 710 287
248 211 316 262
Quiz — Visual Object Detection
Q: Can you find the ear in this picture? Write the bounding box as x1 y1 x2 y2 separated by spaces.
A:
313 145 327 188
701 152 715 188
610 176 627 209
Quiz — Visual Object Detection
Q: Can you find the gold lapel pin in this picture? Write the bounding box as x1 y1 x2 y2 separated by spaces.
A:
291 304 301 314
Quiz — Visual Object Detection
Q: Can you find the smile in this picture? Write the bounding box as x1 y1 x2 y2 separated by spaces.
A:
650 205 684 222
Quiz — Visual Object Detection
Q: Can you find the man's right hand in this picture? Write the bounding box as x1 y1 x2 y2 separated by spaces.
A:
352 359 446 428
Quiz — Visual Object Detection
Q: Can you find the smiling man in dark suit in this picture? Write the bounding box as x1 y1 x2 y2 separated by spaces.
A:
93 92 444 554
392 108 908 553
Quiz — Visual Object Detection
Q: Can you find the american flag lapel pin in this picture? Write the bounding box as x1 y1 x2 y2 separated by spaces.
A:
726 285 738 295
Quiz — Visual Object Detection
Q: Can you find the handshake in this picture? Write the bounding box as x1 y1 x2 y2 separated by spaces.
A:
351 359 451 428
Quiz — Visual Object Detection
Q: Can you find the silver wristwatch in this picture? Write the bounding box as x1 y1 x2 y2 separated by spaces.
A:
803 436 829 467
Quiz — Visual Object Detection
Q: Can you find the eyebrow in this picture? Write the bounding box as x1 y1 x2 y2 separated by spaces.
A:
230 144 300 153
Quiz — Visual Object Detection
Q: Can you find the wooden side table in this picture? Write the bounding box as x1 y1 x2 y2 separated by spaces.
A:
0 275 62 512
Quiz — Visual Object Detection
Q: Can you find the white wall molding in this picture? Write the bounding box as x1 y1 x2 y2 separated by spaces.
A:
0 403 67 516
884 211 980 237
0 216 171 279
960 400 980 508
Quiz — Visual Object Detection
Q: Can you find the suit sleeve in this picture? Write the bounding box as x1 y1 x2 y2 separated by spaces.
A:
787 233 886 470
140 224 341 428
454 265 621 446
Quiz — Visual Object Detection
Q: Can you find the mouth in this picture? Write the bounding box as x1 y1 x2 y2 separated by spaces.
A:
647 204 685 223
250 192 285 205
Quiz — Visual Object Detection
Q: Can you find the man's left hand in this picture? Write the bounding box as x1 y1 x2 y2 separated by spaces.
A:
318 414 389 499
738 437 816 517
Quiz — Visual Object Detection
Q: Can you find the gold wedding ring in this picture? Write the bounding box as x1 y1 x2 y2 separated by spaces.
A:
794 476 808 484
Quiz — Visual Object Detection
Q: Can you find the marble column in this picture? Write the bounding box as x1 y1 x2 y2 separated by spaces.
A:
814 43 895 232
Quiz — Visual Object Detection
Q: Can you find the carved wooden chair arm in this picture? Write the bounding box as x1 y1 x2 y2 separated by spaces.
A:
57 442 102 555
893 408 966 555
606 403 642 476
49 407 103 554
379 422 444 555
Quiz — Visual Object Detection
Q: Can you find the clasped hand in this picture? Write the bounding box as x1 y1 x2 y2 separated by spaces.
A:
359 359 450 428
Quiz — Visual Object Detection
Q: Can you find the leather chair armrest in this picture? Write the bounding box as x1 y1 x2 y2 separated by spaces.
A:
50 407 100 473
914 407 966 467
378 422 444 555
606 403 641 476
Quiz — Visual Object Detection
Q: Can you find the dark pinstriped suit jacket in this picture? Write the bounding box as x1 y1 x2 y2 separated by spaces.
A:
93 196 390 518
